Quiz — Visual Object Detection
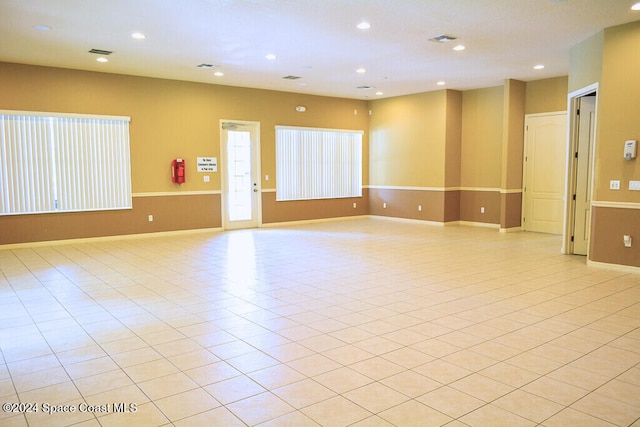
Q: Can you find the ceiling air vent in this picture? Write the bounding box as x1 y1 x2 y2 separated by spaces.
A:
197 64 215 68
282 75 302 80
357 85 375 90
89 49 113 55
429 34 457 43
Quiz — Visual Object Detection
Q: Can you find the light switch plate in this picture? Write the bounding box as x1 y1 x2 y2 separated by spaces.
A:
610 180 621 190
630 180 640 191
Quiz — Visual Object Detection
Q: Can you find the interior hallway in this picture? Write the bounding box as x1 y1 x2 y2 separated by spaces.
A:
1 218 639 426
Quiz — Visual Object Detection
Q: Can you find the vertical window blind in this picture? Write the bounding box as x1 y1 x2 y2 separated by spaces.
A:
275 126 362 201
0 111 132 215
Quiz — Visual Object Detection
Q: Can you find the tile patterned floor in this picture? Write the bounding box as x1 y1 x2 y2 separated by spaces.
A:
0 218 639 426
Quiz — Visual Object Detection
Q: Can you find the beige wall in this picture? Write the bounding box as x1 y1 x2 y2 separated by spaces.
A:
368 80 530 227
500 79 526 229
0 62 370 243
569 31 604 94
0 63 370 193
596 21 640 202
369 91 448 187
445 90 463 188
460 86 504 189
525 77 568 115
585 21 640 268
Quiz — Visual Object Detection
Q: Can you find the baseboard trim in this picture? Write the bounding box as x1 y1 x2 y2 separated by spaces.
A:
500 226 522 233
456 220 500 229
587 259 640 274
260 215 370 228
368 215 447 227
0 227 223 250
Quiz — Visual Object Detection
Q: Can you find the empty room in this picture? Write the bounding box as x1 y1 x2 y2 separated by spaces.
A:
1 1 639 426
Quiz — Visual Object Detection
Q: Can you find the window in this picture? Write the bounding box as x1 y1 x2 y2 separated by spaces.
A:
275 126 362 201
0 111 132 215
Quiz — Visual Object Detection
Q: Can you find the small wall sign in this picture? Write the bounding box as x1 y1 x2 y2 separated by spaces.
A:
197 157 217 172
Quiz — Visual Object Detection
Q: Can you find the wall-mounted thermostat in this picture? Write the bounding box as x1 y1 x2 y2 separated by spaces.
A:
624 140 637 160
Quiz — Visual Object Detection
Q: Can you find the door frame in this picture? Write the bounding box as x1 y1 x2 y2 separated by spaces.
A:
521 111 568 234
562 83 599 255
219 119 262 230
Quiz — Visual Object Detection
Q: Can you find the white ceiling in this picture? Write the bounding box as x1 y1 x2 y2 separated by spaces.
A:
1 0 639 100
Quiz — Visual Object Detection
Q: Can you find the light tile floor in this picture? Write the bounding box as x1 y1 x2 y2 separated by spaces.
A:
1 218 639 426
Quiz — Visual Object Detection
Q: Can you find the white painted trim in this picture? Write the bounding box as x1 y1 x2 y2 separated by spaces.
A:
587 259 640 274
133 191 221 197
525 110 568 118
458 187 502 192
0 227 223 250
368 185 447 191
457 221 500 229
220 119 262 230
563 83 599 255
591 201 640 209
369 215 446 226
260 215 370 228
368 185 518 193
275 125 364 134
0 109 131 122
264 187 370 193
500 226 522 233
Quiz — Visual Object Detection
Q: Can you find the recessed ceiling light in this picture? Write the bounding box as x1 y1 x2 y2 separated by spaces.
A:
632 2 640 10
214 71 224 77
131 32 146 40
96 57 108 63
453 45 466 51
534 64 545 70
357 21 371 30
437 81 446 86
33 25 51 31
356 68 366 74
375 91 383 96
265 54 277 60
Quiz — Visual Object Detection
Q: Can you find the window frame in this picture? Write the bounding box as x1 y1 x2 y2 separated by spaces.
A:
0 110 132 216
275 125 363 202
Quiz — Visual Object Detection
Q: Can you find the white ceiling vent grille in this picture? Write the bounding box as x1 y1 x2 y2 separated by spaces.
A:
429 34 457 43
282 75 302 80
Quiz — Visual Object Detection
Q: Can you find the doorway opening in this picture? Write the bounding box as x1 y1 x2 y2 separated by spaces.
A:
220 120 261 230
563 84 598 255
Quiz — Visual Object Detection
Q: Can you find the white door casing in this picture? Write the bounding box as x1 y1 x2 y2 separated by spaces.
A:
571 96 596 255
220 120 261 230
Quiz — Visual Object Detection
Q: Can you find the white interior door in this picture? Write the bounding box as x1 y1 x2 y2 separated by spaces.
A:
221 121 260 230
572 96 596 255
523 112 567 234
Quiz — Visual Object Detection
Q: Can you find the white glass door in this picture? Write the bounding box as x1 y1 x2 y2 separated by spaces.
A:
221 121 260 229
